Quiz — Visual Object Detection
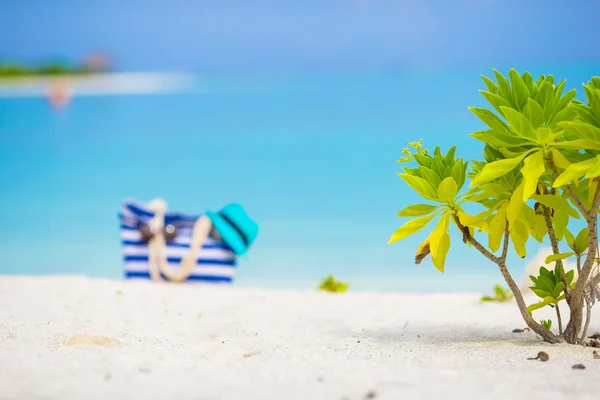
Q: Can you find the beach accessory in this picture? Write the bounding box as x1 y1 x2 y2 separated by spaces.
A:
118 198 239 284
205 203 259 256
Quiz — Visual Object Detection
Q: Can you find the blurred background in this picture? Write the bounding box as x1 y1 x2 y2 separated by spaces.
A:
1 0 599 293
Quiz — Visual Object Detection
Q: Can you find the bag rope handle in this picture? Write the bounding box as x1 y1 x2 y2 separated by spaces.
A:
146 199 212 283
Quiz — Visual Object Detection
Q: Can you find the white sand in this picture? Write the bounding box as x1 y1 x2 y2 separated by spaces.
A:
1 276 599 400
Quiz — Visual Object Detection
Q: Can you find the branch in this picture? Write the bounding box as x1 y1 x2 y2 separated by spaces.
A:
580 295 593 344
591 270 600 289
497 255 560 343
573 184 600 299
586 245 600 296
546 154 589 215
453 216 560 343
501 225 510 262
556 303 563 336
452 216 499 264
541 205 572 297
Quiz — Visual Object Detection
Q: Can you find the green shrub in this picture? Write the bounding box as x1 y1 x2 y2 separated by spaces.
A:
387 69 600 345
319 275 349 293
481 284 513 302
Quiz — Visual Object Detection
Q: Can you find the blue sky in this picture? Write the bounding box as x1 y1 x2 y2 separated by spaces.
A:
1 1 599 292
1 0 599 72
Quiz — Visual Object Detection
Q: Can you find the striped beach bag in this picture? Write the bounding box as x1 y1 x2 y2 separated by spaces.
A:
118 198 259 284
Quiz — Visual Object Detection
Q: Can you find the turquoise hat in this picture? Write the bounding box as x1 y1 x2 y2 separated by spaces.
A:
206 203 259 256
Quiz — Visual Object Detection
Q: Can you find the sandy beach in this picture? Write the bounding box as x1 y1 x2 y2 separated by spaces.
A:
1 276 599 400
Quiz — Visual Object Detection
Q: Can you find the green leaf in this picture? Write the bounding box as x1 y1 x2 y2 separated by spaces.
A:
445 146 457 165
398 173 439 201
539 266 553 278
419 167 442 189
481 75 498 93
470 151 532 187
430 213 450 259
554 140 600 151
510 219 528 258
536 82 556 122
457 208 492 231
431 156 445 177
554 281 565 298
521 151 545 201
559 121 600 141
500 106 536 139
537 275 556 292
572 103 600 126
550 148 571 170
488 204 507 252
480 91 511 117
450 161 467 189
552 156 600 187
509 69 530 109
554 79 566 98
413 154 433 168
587 162 600 179
438 177 458 204
535 127 559 144
468 107 510 133
469 129 530 147
530 194 580 219
506 181 525 225
523 98 545 128
564 228 575 248
566 269 575 284
535 74 546 87
574 228 589 255
521 205 546 242
555 88 577 113
397 204 439 217
549 106 577 125
523 72 536 96
388 213 437 244
431 231 450 273
527 289 553 304
494 69 512 102
540 319 553 330
544 252 576 264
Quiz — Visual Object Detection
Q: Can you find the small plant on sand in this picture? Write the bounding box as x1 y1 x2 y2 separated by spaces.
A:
388 69 600 344
540 319 553 330
527 264 575 335
481 284 513 302
319 275 350 293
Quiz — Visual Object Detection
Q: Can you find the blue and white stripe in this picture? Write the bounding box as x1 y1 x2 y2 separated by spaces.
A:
118 199 237 283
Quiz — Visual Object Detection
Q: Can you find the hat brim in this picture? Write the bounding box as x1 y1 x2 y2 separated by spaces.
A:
206 211 248 256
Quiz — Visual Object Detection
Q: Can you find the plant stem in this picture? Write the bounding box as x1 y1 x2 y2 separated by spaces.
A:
555 303 563 336
452 216 499 264
580 295 592 344
580 250 599 343
542 205 572 297
563 183 600 343
453 216 559 343
571 186 600 298
546 155 589 215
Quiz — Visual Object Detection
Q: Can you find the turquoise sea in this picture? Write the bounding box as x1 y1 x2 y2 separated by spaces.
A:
1 64 598 292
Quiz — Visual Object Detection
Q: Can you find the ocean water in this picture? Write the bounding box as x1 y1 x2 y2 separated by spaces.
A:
1 64 598 293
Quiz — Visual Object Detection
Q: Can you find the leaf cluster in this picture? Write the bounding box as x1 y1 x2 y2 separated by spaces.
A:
318 275 350 293
481 284 513 303
389 69 600 274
